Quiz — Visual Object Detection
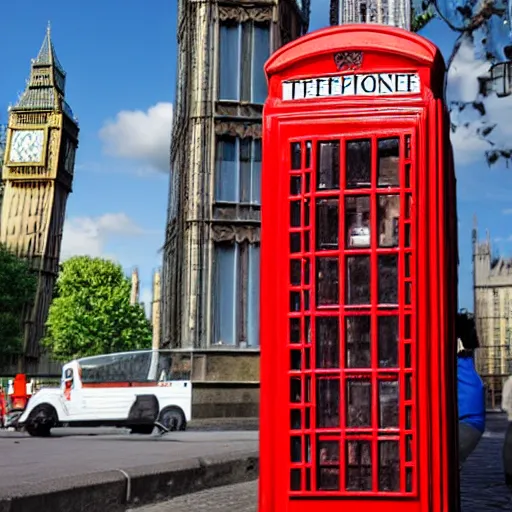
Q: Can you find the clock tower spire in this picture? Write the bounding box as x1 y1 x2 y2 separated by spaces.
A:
0 26 79 372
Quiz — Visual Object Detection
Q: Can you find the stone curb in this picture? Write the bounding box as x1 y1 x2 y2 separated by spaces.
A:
0 450 259 512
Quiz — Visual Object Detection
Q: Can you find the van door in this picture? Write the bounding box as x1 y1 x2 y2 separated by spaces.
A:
61 364 85 418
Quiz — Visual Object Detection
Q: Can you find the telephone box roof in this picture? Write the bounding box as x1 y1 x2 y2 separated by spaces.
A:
265 24 444 78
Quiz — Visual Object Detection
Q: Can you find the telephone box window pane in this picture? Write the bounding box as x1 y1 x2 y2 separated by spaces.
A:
346 315 371 368
346 380 371 427
290 233 301 253
306 141 312 168
377 138 400 187
290 291 301 312
317 141 340 190
291 469 301 490
305 173 311 193
290 259 301 286
291 436 302 462
290 318 301 343
378 255 398 305
405 344 412 368
378 316 398 368
290 176 301 196
379 441 400 492
318 441 340 490
316 199 339 250
346 256 370 305
316 317 340 369
290 201 301 227
291 350 302 370
346 139 371 189
317 258 339 306
345 196 371 249
379 381 399 428
406 468 413 492
291 142 302 170
291 409 302 429
378 195 400 247
291 378 301 403
317 378 340 428
346 441 372 491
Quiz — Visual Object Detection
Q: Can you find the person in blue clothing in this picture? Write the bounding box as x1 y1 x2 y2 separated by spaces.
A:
456 311 486 466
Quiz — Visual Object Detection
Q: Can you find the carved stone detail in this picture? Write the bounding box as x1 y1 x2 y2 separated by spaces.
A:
212 224 261 243
215 121 262 139
219 6 272 22
216 102 263 119
334 51 364 71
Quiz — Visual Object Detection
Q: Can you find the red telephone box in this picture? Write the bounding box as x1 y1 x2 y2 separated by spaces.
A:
260 25 459 512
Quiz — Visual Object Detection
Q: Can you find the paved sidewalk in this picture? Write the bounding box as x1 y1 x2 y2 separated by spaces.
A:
130 417 512 512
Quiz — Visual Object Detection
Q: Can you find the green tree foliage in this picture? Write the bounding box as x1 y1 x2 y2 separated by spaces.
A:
43 256 152 361
0 244 37 355
412 6 436 32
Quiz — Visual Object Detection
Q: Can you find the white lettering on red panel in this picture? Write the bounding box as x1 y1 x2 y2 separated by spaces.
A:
282 73 421 100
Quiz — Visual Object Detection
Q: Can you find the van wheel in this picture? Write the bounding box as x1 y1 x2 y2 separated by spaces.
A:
158 407 186 432
25 404 58 437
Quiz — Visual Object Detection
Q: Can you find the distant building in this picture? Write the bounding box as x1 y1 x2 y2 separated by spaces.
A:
161 0 310 417
330 0 411 30
0 26 79 373
473 223 512 410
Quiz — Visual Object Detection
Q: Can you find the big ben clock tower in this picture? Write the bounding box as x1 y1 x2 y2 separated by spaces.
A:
0 25 79 372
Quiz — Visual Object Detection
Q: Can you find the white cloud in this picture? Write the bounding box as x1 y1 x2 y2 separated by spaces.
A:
503 209 512 215
98 102 173 173
60 213 146 260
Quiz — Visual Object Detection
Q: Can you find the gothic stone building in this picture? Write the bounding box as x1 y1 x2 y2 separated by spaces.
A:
473 224 512 410
330 0 410 29
162 0 310 417
0 27 79 373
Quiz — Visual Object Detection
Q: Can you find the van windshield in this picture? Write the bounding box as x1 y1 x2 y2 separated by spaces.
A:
77 350 186 384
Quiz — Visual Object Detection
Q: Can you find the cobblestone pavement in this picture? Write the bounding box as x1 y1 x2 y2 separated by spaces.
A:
130 415 512 512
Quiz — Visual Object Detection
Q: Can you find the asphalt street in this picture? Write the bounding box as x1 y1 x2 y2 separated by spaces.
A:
0 428 258 491
129 414 512 512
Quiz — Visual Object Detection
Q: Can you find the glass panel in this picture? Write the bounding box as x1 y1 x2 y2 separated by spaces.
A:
346 315 371 368
304 231 310 252
291 176 301 196
405 194 412 219
405 135 411 159
304 259 310 285
291 350 302 370
405 163 411 188
215 244 237 344
318 441 340 490
319 468 340 490
252 24 270 103
319 440 340 463
306 468 311 491
316 199 339 250
406 435 413 461
305 316 311 344
377 138 400 187
304 199 310 227
291 436 302 462
290 201 301 227
405 374 412 400
290 291 301 312
379 381 399 428
305 141 312 168
317 141 340 190
317 378 340 428
378 195 400 247
379 441 400 491
247 244 260 347
291 142 302 170
346 139 371 189
316 258 339 306
405 406 412 429
378 255 398 305
290 259 301 285
290 233 301 253
305 435 311 462
251 139 262 204
405 281 412 305
405 224 411 247
305 173 311 193
291 409 302 429
219 23 240 100
405 344 412 368
346 380 371 427
378 316 398 368
404 315 411 339
215 137 238 202
316 317 340 369
405 252 411 277
239 138 251 203
406 467 413 492
240 22 252 101
346 256 370 305
290 318 300 343
346 441 372 491
291 469 301 491
345 195 371 248
291 378 301 403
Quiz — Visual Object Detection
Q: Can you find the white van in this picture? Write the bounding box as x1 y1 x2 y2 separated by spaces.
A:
18 350 192 437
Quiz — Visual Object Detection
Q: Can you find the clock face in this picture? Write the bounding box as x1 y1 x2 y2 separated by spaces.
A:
9 130 45 163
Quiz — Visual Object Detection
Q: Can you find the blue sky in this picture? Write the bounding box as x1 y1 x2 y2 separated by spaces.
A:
1 0 511 311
